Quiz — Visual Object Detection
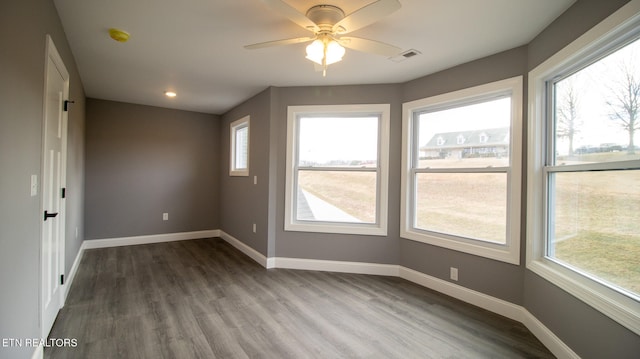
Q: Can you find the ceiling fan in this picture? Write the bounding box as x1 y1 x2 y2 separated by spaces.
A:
245 0 402 76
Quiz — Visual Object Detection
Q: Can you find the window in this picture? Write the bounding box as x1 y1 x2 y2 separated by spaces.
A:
401 77 522 264
285 104 390 235
230 116 249 176
528 1 640 335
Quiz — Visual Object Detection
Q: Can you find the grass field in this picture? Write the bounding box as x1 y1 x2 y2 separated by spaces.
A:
551 155 640 294
297 153 640 295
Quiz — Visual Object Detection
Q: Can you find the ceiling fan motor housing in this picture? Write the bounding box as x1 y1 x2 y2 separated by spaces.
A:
306 5 345 32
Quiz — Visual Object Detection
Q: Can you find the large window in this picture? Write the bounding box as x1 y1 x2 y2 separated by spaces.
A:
230 116 249 176
401 77 522 264
528 1 640 335
285 104 390 235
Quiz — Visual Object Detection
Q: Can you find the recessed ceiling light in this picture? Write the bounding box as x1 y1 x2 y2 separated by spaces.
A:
165 91 177 98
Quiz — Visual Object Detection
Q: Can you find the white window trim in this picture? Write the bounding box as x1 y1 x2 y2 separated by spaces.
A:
284 104 390 236
401 76 523 264
527 0 640 335
230 116 250 176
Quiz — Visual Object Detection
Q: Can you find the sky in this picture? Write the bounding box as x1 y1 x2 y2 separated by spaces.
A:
554 36 640 154
298 116 379 164
418 97 511 146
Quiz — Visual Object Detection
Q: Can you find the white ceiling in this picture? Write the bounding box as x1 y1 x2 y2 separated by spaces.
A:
53 0 575 115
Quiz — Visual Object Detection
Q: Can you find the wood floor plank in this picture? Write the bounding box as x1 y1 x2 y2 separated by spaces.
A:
45 238 554 358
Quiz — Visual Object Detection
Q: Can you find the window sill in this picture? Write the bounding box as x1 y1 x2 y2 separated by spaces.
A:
400 228 520 265
286 221 387 236
229 170 249 177
527 258 640 336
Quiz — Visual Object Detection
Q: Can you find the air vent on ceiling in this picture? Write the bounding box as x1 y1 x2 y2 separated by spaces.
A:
390 49 422 63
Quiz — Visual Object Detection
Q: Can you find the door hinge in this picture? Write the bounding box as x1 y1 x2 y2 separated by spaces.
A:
61 187 66 199
63 100 75 112
60 274 65 285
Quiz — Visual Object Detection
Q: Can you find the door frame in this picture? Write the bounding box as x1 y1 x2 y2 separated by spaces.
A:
40 34 69 339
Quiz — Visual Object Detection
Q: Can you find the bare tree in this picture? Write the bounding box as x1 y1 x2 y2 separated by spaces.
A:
556 79 581 156
606 61 640 154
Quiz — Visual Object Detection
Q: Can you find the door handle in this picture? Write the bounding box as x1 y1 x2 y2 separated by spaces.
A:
44 210 59 221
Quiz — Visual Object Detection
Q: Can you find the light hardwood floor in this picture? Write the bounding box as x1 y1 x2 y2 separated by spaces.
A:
46 238 554 358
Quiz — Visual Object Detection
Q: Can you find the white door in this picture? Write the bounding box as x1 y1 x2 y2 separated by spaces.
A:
41 35 69 339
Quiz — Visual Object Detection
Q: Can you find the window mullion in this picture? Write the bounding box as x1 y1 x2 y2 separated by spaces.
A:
297 166 377 172
546 160 640 173
415 167 509 174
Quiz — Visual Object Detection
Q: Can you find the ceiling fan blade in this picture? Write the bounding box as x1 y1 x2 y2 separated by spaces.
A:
244 36 315 50
339 37 401 57
332 0 401 34
261 0 319 32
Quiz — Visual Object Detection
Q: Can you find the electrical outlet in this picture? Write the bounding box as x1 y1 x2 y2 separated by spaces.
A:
254 176 257 185
450 267 459 281
163 213 169 221
30 175 38 196
252 223 257 233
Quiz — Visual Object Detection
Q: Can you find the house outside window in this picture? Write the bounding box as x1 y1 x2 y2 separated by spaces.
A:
230 116 249 176
527 2 640 335
401 76 523 264
285 104 390 236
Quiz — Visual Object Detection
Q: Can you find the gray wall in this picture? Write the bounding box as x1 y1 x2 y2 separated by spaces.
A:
0 0 86 358
220 84 404 264
220 89 273 255
272 84 403 264
85 99 220 239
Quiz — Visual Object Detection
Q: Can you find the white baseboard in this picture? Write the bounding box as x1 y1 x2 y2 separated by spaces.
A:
397 267 577 358
63 240 86 301
218 230 269 268
399 266 524 322
520 310 581 359
273 257 400 276
83 230 220 249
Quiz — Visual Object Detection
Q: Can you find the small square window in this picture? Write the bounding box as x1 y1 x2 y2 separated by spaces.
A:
230 116 249 176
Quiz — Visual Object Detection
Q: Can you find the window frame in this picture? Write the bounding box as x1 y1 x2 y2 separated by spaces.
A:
401 76 523 264
229 116 250 176
284 104 390 236
527 0 640 336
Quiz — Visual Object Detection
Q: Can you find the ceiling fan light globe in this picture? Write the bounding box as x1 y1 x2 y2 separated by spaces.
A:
305 39 324 64
325 40 345 65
